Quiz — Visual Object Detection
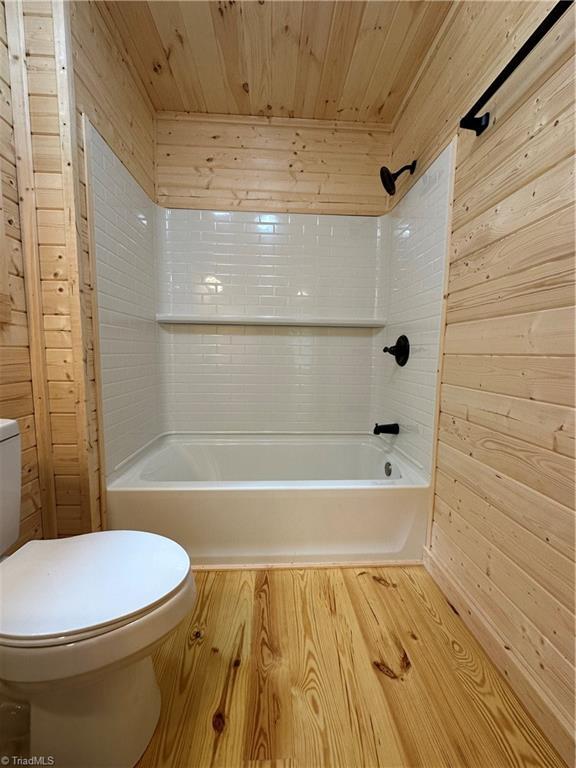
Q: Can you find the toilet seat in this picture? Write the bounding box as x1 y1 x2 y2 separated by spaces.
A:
0 541 196 684
0 577 192 648
0 530 191 648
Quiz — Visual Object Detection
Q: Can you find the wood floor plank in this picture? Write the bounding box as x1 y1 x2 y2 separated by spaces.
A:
247 568 350 767
261 568 407 768
395 567 566 768
138 570 256 768
137 566 565 768
137 570 210 768
299 568 406 767
345 566 565 768
184 570 256 768
244 570 294 763
342 567 475 768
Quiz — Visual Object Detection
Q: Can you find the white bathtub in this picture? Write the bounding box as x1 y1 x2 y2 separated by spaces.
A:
107 434 431 567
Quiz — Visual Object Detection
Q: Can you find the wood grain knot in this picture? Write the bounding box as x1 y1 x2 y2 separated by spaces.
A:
446 600 460 616
373 660 398 679
372 575 397 588
400 650 411 673
212 710 226 733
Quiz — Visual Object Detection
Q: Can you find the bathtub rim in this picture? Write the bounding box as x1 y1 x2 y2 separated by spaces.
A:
107 431 430 491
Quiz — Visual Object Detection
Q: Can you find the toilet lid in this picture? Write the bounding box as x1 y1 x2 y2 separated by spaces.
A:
0 531 191 643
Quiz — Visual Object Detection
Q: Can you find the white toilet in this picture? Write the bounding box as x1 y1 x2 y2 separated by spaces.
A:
0 419 197 768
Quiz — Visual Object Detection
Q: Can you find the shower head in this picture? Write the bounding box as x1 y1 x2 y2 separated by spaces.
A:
379 159 417 196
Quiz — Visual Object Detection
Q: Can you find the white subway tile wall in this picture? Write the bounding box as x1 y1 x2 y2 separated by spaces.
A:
373 144 454 475
88 126 160 472
88 127 452 478
158 210 387 434
161 324 378 433
158 210 386 321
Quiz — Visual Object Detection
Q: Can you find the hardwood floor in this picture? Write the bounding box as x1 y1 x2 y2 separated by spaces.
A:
138 567 565 768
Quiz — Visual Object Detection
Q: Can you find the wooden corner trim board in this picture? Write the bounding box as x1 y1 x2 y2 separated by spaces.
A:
423 547 574 767
5 0 57 538
425 136 457 550
52 0 97 532
80 113 107 528
0 165 11 324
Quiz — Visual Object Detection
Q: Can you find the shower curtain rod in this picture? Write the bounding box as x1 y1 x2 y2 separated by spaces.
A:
459 0 574 136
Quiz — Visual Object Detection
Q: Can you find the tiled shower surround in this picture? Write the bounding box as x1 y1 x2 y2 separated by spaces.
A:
159 209 387 436
89 129 160 473
377 146 453 474
162 325 378 434
88 124 453 476
159 210 386 321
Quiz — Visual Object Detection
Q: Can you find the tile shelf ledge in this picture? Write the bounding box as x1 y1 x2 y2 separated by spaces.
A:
156 314 386 328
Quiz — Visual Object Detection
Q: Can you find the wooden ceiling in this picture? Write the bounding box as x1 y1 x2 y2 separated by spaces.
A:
104 1 452 124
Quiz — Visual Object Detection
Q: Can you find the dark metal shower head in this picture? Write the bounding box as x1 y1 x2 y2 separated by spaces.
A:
379 160 417 196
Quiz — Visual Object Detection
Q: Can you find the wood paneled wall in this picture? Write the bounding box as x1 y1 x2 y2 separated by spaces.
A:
70 0 155 198
154 4 560 216
425 9 575 764
155 112 392 215
0 0 51 550
5 0 103 538
0 67 9 324
390 1 555 203
0 0 152 547
73 4 562 219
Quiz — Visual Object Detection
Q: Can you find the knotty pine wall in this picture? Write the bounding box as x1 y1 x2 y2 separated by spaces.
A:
70 0 155 198
153 4 556 216
155 113 392 215
0 0 153 548
390 2 555 202
0 0 50 550
5 0 103 538
0 18 9 327
424 8 575 764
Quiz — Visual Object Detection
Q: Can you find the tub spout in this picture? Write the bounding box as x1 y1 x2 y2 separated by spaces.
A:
374 423 399 435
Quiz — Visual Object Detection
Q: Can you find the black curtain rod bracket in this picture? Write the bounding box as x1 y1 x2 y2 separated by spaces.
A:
459 113 490 137
459 0 573 137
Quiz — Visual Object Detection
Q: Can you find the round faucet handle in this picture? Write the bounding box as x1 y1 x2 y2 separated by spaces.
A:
382 335 410 367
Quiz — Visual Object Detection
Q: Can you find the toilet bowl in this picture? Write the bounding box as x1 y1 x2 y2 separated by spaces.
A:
0 530 196 768
0 421 197 768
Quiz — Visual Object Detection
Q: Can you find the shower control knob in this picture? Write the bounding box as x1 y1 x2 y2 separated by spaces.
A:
383 335 410 367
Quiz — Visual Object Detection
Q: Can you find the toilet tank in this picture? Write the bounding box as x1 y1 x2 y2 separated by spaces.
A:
0 419 21 554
